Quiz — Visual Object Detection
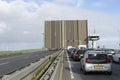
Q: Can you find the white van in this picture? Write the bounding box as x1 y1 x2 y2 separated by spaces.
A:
67 46 72 50
78 45 86 49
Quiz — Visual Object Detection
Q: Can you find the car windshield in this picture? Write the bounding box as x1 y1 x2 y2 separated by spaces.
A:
88 53 107 60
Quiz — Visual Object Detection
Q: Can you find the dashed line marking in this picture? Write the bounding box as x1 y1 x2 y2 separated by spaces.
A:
66 53 74 79
0 62 9 66
24 57 29 59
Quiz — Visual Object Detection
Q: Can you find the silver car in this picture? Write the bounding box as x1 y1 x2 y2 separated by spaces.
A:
80 50 112 75
112 50 120 63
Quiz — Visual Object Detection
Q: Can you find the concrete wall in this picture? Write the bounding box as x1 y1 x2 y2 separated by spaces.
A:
64 20 88 48
44 21 62 49
78 20 88 47
44 21 51 49
44 20 88 49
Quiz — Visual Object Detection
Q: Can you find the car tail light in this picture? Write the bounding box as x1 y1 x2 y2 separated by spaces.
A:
106 59 111 63
86 58 90 63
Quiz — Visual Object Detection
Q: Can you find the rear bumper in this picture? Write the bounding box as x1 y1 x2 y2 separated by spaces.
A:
73 56 80 61
85 63 112 72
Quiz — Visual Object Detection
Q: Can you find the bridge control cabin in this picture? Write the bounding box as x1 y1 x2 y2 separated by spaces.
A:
88 34 100 49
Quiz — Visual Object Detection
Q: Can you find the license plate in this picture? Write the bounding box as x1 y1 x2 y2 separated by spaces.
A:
95 66 104 69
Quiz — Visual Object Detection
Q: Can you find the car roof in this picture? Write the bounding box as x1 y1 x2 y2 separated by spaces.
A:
86 50 106 54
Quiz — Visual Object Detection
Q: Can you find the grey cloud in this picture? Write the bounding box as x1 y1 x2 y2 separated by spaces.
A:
0 0 120 50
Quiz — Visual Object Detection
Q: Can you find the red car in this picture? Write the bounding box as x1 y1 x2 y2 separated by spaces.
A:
73 49 86 61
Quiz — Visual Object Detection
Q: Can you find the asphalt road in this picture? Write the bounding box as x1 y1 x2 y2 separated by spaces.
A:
63 51 120 80
0 50 56 77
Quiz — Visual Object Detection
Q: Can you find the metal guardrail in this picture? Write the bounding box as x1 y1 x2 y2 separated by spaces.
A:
50 50 64 80
33 51 61 80
39 50 64 80
1 51 61 80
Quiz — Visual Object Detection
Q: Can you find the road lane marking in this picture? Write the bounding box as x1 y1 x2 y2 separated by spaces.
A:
35 55 38 56
0 62 9 66
0 55 21 61
24 57 29 59
66 53 74 79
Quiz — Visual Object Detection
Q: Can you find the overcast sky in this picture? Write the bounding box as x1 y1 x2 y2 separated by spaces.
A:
0 0 120 50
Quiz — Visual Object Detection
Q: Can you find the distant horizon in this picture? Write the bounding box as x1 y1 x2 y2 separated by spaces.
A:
0 42 44 51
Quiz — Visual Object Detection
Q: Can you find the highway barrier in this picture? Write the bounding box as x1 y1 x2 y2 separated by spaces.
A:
51 50 64 80
39 50 64 80
33 50 61 80
1 50 62 80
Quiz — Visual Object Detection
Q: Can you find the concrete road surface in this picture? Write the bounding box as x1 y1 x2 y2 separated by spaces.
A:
63 51 120 80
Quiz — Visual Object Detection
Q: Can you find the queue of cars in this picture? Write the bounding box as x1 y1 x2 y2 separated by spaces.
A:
67 48 86 61
67 47 120 75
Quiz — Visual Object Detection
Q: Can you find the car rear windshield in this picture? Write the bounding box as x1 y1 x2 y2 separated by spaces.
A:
77 50 86 54
88 53 107 59
73 49 77 52
88 53 108 63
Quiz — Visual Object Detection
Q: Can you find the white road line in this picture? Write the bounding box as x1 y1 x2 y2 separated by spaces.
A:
0 62 9 66
24 57 29 59
36 54 38 56
0 55 20 61
66 53 74 79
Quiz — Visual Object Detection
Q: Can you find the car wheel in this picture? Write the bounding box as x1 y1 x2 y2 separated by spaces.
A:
80 63 82 71
107 71 112 75
83 67 87 74
112 57 115 62
80 67 82 71
119 58 120 64
111 56 113 62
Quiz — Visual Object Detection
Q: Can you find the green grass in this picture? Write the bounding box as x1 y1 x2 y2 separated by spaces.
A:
0 48 46 56
21 48 46 53
0 51 22 55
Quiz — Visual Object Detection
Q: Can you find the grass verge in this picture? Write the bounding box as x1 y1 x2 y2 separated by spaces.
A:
0 48 46 58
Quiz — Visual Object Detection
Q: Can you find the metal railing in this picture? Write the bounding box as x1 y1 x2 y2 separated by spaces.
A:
39 50 64 80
